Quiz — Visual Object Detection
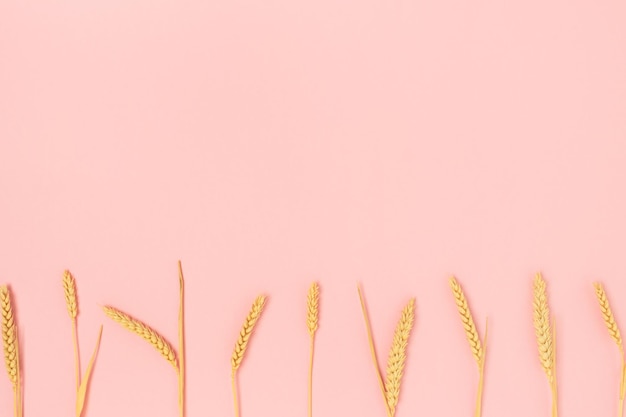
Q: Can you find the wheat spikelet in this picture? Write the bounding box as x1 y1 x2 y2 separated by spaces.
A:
307 283 319 336
63 270 78 319
232 295 266 373
103 306 178 369
593 282 623 350
533 273 553 379
1 286 19 391
449 277 483 365
385 298 415 417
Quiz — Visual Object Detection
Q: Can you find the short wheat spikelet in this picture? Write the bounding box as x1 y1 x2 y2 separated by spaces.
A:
533 273 557 417
103 261 186 417
1 285 22 417
307 282 320 417
63 270 104 417
593 282 625 417
357 285 415 417
231 295 267 417
449 277 487 417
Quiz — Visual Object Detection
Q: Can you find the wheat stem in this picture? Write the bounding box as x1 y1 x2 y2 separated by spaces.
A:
178 261 186 417
475 318 488 417
308 335 314 417
356 285 393 417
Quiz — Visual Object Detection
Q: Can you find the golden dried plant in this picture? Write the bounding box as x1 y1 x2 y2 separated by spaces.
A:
1 285 22 417
357 285 415 417
231 295 267 417
307 282 320 417
593 282 625 417
449 277 488 417
103 261 186 417
533 273 557 417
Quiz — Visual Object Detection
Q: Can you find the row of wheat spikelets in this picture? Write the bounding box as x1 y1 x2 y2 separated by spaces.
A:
1 266 625 417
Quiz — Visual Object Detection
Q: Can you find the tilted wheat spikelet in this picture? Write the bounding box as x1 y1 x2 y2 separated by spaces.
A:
231 295 267 417
63 270 104 417
449 277 487 417
103 261 186 417
307 282 320 417
593 282 625 417
533 273 557 417
1 285 22 417
357 285 415 417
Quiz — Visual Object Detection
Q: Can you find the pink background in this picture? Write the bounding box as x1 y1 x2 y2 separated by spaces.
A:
1 0 626 416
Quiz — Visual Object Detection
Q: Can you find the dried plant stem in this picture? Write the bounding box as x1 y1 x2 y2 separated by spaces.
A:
231 295 267 417
178 261 186 417
475 319 488 417
357 285 392 417
307 282 319 417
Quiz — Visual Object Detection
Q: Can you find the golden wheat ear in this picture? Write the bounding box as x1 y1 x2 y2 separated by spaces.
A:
593 282 626 417
103 306 178 369
385 298 415 417
1 285 22 417
231 295 267 417
307 282 320 417
533 273 557 417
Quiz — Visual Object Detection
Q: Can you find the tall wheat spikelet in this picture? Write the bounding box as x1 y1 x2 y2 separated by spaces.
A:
103 306 178 369
385 298 415 417
63 270 78 318
231 295 267 417
533 273 557 417
307 282 320 417
593 282 625 417
1 285 22 417
449 277 488 417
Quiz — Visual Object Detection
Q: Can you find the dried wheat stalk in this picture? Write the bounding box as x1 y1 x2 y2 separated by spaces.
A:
307 282 320 417
594 282 625 417
231 295 267 417
533 273 557 417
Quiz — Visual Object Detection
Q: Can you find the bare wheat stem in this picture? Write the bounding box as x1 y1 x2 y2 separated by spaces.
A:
178 261 186 417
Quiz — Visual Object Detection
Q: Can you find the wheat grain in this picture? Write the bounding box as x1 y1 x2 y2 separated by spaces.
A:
533 273 554 379
385 298 415 417
103 306 178 369
232 295 266 373
307 283 319 336
63 270 78 319
450 277 483 365
1 286 19 392
594 282 623 350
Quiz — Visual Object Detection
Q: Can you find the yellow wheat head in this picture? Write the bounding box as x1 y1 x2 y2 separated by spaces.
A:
533 273 553 378
232 295 266 373
385 298 415 416
449 276 483 365
63 270 78 319
307 283 319 337
593 282 623 350
103 306 178 369
1 286 19 391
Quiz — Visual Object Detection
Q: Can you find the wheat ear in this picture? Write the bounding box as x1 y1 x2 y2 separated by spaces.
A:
231 295 267 417
385 298 415 417
63 270 81 393
449 277 488 417
594 282 625 417
307 282 320 417
103 306 178 369
1 285 22 417
533 273 557 417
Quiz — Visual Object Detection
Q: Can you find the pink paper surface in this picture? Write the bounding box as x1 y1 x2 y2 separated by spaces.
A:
1 1 626 416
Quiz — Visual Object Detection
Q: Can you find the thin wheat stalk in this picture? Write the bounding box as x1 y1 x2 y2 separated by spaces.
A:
231 295 267 417
385 298 415 417
307 282 320 417
177 261 186 417
103 305 178 369
1 285 22 417
449 277 487 417
594 282 625 417
63 270 81 393
533 273 557 417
